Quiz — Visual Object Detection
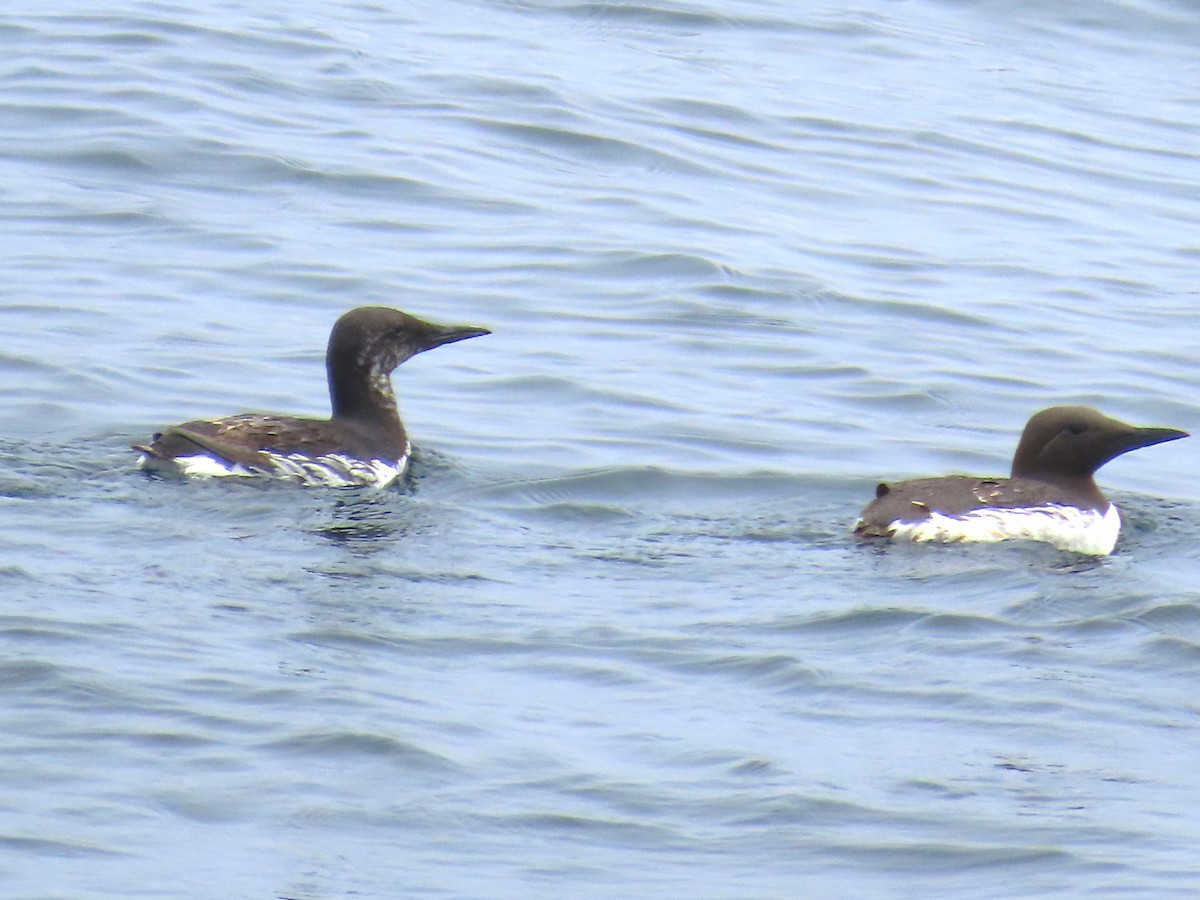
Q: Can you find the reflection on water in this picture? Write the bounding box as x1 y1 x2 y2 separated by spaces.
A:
311 492 425 547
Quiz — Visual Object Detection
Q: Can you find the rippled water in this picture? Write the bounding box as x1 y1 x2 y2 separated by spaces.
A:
2 1 1200 897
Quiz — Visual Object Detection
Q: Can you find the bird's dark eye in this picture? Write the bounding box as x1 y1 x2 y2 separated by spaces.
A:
1066 422 1086 436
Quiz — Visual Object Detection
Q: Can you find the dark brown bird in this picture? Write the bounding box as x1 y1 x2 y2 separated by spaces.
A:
854 406 1187 555
134 306 490 487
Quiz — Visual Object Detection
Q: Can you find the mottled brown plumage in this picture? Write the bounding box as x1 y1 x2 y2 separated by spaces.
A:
134 307 489 485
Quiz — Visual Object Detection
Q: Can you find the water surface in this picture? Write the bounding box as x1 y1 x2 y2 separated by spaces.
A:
2 1 1199 897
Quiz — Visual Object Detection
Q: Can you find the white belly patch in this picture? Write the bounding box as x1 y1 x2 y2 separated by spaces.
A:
139 443 410 489
884 503 1121 556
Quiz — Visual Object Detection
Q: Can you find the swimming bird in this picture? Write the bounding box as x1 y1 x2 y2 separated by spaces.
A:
134 306 490 487
853 406 1187 555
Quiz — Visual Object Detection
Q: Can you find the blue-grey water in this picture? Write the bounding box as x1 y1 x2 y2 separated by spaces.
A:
2 2 1199 897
